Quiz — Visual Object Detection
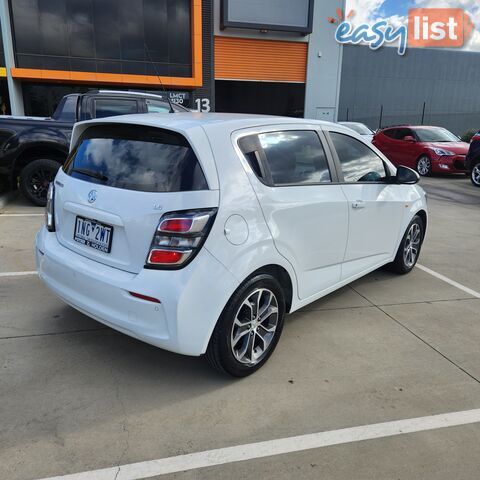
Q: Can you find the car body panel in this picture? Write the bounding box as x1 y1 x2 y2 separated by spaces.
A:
36 113 428 357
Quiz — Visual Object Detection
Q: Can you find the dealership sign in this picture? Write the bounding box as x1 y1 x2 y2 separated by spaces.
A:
331 8 475 55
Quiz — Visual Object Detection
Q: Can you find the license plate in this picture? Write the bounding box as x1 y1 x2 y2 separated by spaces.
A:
74 216 113 253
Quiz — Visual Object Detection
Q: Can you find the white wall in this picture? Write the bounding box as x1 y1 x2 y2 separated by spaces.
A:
304 0 345 121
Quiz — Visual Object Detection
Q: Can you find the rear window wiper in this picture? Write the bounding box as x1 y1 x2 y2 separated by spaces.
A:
71 167 108 182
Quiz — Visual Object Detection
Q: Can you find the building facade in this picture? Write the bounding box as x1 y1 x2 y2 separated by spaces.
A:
213 0 344 120
1 0 214 115
0 0 344 120
339 45 480 136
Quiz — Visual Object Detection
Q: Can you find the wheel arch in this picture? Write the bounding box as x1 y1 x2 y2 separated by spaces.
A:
242 264 294 313
416 209 427 236
416 151 432 164
13 144 68 182
469 154 480 172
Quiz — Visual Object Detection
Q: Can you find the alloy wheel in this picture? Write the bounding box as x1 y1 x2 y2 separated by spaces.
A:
403 223 421 268
230 288 279 365
417 157 430 176
29 168 55 201
472 164 480 186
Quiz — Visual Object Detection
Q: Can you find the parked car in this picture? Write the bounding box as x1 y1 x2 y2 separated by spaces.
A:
465 131 480 187
0 90 188 206
373 125 468 176
36 114 427 377
339 121 375 142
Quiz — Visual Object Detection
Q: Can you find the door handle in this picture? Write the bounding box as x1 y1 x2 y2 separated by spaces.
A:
352 200 366 209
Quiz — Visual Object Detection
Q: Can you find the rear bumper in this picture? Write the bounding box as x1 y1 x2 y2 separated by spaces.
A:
431 155 466 173
36 227 239 356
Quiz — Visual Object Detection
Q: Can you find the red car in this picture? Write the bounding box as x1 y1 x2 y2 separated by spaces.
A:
373 126 468 176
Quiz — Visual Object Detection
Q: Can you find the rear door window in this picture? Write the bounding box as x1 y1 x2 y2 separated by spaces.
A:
64 124 208 192
395 128 413 140
240 130 331 186
94 99 139 118
382 129 398 139
146 99 171 113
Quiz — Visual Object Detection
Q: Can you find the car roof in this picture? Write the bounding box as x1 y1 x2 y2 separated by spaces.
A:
383 125 445 130
74 112 340 136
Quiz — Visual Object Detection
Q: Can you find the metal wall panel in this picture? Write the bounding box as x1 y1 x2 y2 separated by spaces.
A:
339 45 480 135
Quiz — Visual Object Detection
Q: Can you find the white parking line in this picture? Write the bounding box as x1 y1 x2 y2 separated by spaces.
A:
0 271 37 277
36 408 480 480
417 264 480 299
0 213 44 217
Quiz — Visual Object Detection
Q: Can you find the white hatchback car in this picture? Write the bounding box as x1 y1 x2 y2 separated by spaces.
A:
36 113 427 377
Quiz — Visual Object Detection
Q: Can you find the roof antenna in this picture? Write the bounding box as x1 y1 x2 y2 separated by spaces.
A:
144 42 175 113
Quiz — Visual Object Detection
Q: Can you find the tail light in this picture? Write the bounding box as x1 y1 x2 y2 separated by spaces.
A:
45 182 55 232
146 208 217 269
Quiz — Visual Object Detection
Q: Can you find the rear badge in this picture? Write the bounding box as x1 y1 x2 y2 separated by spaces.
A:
88 190 97 204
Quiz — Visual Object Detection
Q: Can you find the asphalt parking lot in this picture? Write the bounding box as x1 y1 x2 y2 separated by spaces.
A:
1 175 480 480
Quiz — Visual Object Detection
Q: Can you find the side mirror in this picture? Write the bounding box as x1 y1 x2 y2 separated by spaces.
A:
403 135 416 142
396 165 419 184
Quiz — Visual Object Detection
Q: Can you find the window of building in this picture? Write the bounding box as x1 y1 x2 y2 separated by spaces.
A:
330 132 388 183
10 0 192 77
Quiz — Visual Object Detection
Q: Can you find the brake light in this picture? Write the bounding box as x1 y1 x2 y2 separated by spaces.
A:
45 182 55 232
148 249 189 265
146 209 217 269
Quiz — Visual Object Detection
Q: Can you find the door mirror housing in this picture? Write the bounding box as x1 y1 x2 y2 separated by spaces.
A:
403 135 416 143
396 165 419 184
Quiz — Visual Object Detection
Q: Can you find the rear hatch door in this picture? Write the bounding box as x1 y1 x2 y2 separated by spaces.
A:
54 122 218 274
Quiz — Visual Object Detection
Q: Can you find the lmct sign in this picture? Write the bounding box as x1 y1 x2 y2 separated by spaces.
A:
335 7 474 56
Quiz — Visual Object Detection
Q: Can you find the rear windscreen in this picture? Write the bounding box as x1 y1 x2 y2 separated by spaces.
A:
64 124 208 192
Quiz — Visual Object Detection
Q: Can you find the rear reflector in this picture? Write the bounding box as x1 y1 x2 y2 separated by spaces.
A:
129 291 161 303
148 249 191 265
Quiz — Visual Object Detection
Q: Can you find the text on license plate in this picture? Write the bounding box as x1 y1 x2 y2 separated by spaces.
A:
74 216 113 253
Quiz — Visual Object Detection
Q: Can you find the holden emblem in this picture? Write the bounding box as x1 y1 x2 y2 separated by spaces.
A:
87 190 97 204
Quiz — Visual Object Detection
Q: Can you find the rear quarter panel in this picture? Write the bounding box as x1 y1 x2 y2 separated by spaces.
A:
202 123 299 304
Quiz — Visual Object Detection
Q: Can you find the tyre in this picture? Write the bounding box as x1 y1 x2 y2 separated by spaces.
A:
19 159 62 206
388 215 425 274
0 175 8 194
416 156 431 176
206 274 286 377
470 162 480 187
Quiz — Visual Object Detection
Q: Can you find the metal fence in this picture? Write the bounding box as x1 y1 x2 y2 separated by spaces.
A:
338 104 480 136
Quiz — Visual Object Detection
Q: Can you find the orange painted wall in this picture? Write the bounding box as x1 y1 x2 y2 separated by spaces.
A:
215 36 307 83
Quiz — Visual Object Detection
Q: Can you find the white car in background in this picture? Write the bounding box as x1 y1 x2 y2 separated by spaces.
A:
339 121 375 143
36 113 427 377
